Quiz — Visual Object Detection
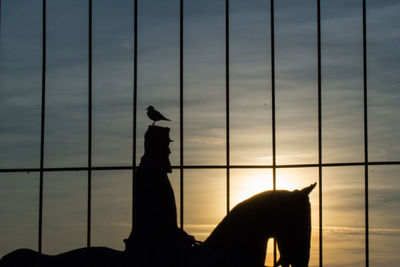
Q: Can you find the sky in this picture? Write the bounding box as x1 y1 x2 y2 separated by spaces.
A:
0 0 400 266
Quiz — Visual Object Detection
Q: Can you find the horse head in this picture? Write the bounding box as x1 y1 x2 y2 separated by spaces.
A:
274 183 316 267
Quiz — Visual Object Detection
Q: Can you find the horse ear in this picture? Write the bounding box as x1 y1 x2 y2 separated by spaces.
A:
301 183 317 195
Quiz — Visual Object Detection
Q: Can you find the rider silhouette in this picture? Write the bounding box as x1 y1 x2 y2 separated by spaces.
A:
124 125 196 266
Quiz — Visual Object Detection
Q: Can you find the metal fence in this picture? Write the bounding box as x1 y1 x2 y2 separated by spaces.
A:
0 0 399 266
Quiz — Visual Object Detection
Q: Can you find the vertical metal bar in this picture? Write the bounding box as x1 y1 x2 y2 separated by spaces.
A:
132 0 138 226
39 0 46 253
317 0 323 266
269 0 277 264
0 0 2 45
87 0 92 248
225 0 230 214
362 0 369 266
179 0 184 229
179 2 185 266
270 0 276 190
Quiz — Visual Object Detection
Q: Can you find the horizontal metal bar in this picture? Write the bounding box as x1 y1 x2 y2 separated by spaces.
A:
1 161 400 173
0 166 133 173
176 161 400 168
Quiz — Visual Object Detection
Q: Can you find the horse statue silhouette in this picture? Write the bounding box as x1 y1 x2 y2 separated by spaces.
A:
0 125 316 267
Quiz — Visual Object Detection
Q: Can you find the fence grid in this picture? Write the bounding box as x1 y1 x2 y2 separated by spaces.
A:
0 1 399 266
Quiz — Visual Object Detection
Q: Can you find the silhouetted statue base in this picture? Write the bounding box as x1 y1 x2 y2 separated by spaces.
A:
0 125 316 267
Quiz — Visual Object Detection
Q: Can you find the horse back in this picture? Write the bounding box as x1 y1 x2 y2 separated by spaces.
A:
0 247 127 267
0 249 43 267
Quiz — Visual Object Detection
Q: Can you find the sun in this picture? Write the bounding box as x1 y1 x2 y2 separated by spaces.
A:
230 169 316 209
230 170 273 208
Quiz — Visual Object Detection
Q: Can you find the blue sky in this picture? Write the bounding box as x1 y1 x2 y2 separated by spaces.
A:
0 0 399 266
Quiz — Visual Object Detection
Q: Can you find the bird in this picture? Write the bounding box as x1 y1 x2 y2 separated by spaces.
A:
146 106 171 125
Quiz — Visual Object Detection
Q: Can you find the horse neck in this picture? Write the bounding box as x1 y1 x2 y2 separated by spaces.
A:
201 200 278 266
204 194 276 247
201 218 271 266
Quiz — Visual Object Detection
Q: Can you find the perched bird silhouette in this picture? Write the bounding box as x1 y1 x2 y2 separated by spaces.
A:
146 106 171 125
